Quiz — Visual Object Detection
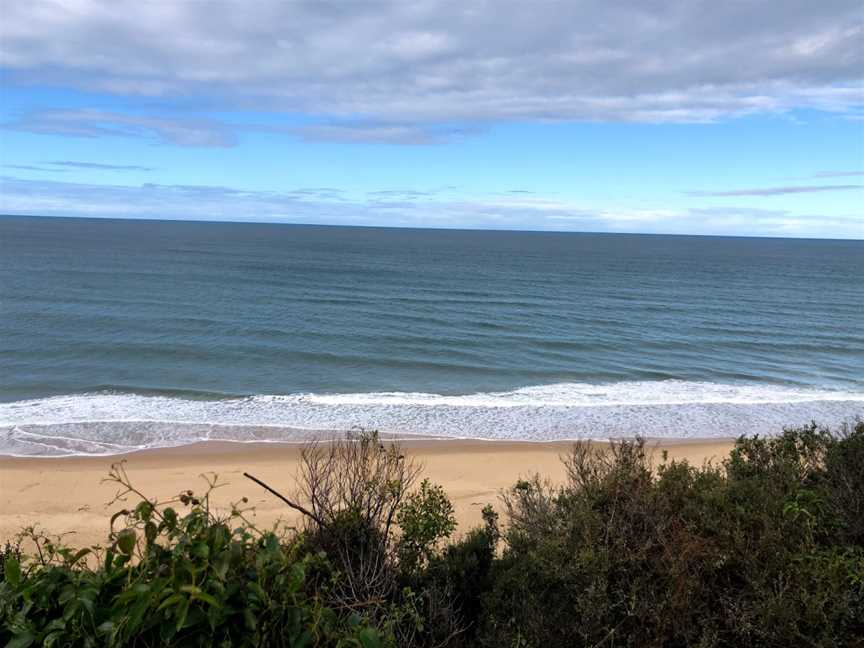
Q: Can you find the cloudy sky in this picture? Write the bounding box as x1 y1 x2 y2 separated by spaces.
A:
1 0 862 238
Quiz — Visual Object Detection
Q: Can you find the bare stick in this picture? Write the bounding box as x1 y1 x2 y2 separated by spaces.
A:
243 472 326 528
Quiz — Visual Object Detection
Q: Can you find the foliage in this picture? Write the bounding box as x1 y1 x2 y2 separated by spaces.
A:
2 423 863 647
421 505 499 646
0 463 385 648
0 540 22 585
478 421 864 647
289 430 422 610
396 479 457 573
262 430 465 647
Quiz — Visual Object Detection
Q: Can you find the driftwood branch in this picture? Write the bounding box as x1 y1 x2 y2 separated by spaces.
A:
243 471 326 528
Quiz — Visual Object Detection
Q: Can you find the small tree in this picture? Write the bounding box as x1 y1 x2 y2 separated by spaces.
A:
243 430 466 646
396 479 457 573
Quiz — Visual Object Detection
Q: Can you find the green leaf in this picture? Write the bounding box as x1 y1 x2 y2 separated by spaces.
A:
288 562 305 592
358 628 383 648
192 590 221 608
5 632 36 648
175 596 190 632
213 553 230 580
68 548 91 566
144 521 158 544
116 529 136 555
59 585 76 605
4 556 21 588
45 620 66 633
95 621 115 636
247 581 267 603
191 542 210 559
163 507 178 530
135 500 154 521
125 590 152 634
160 616 178 643
156 593 184 611
293 630 312 648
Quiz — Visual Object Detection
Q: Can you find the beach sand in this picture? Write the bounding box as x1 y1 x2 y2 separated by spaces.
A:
0 438 734 547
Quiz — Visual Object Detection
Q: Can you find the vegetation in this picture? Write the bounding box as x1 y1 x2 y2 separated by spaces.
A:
2 422 862 647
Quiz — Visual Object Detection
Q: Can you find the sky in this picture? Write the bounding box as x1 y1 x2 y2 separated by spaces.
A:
0 1 862 238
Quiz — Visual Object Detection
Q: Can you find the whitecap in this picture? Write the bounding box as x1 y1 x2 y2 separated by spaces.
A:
1 381 862 456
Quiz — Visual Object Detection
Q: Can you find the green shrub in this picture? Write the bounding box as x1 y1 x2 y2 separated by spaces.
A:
424 505 499 645
478 423 864 647
397 479 457 574
2 423 862 647
0 540 22 585
272 430 464 646
0 464 386 648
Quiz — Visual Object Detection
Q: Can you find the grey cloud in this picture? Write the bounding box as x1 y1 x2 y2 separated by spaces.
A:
686 184 863 197
46 160 154 171
292 123 478 145
3 109 234 147
284 188 347 201
2 164 66 172
1 175 861 239
812 170 864 178
0 1 860 127
294 124 441 145
5 109 473 148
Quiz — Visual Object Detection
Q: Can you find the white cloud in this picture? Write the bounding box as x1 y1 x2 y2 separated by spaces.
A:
2 175 861 239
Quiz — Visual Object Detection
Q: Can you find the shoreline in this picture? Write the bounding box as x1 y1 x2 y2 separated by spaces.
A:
0 432 744 460
3 383 860 458
0 437 735 547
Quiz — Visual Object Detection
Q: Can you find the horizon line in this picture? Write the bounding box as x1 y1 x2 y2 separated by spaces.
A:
1 212 862 243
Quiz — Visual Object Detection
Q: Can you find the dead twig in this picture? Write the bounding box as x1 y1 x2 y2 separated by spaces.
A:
243 471 326 528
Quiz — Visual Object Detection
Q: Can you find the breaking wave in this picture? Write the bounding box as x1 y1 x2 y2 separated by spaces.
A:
1 381 862 456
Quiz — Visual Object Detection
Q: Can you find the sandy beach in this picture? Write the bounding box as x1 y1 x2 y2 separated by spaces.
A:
0 438 734 547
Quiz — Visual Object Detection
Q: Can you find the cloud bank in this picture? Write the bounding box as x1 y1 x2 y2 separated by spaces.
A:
45 160 154 172
2 176 861 239
3 109 234 147
686 184 864 197
1 0 861 138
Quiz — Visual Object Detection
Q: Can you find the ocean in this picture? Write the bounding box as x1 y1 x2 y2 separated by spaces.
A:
1 215 861 456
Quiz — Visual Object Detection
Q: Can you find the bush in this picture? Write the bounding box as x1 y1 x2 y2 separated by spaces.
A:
424 505 499 645
0 539 22 585
0 463 386 648
477 422 864 647
258 430 464 645
397 479 457 574
2 423 862 647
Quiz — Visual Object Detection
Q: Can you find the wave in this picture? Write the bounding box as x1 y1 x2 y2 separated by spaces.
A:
1 381 862 456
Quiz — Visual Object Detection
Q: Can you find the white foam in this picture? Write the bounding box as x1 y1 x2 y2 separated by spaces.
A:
289 381 864 407
1 381 862 456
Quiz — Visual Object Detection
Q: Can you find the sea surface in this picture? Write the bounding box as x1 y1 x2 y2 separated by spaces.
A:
1 215 862 456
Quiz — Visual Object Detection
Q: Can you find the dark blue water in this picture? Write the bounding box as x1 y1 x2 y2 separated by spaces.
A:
1 215 862 455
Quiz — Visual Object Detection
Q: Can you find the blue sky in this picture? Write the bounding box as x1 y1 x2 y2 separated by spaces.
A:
1 1 862 238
